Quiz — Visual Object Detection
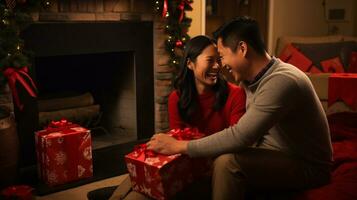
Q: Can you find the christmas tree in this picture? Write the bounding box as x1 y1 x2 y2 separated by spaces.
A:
0 0 39 83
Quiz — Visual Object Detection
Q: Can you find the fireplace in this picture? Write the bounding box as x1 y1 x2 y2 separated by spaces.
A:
20 21 155 194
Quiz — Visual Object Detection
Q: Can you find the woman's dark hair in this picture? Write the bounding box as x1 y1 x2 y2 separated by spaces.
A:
213 16 266 55
174 35 228 123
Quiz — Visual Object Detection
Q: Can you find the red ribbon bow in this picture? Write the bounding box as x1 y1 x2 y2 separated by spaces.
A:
3 66 37 110
132 144 157 161
48 119 72 128
168 127 204 140
132 128 203 161
162 0 168 18
44 119 77 132
177 0 192 23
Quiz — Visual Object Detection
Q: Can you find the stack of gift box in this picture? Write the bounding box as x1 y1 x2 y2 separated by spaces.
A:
35 119 93 186
125 128 212 200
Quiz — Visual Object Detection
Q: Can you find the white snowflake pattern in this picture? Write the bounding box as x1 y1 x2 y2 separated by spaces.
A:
45 154 50 165
156 182 164 194
83 147 92 160
47 171 58 184
57 137 64 144
144 166 154 183
145 157 161 166
78 165 86 177
45 139 52 147
140 185 152 197
55 151 67 165
63 170 68 179
126 162 137 178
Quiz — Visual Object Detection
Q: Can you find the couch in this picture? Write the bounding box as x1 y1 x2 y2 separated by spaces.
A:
275 35 357 115
276 35 357 200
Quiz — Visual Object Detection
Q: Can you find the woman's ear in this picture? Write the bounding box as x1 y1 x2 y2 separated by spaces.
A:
187 59 194 70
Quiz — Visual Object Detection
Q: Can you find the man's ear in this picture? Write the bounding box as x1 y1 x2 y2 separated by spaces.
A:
238 41 248 57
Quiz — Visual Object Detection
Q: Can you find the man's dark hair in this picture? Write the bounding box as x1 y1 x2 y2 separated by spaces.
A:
213 16 266 55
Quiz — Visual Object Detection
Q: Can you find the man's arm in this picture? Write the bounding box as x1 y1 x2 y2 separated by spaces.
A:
187 75 300 157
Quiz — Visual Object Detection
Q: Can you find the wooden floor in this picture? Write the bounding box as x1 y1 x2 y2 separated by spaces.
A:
36 174 127 200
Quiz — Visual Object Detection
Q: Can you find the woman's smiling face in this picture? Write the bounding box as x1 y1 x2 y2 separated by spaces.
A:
188 44 221 93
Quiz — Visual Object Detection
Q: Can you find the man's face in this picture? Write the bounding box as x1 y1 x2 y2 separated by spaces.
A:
217 38 248 81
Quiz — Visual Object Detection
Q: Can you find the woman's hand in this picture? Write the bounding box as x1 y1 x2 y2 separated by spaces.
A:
146 133 188 155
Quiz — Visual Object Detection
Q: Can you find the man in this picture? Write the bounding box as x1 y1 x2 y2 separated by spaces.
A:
147 16 333 200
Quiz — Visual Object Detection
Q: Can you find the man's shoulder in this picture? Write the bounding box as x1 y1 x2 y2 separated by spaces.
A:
265 59 310 87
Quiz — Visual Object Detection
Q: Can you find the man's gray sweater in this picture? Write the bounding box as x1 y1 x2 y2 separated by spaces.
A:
187 58 333 166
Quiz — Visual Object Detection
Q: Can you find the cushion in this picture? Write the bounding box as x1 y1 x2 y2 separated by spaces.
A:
292 41 357 70
309 66 323 74
320 57 344 73
279 44 312 72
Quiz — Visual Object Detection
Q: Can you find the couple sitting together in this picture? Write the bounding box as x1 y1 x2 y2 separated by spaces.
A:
90 16 333 200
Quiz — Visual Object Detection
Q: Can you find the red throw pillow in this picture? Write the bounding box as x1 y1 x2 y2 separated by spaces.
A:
279 44 312 72
348 51 357 73
309 65 323 74
320 57 345 73
279 44 295 62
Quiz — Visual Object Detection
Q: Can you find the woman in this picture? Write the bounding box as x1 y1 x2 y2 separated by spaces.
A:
169 35 246 135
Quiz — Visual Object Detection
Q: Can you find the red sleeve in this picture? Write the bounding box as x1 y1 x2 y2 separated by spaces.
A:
227 84 246 126
168 91 186 129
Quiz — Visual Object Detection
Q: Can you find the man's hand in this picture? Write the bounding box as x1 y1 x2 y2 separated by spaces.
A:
146 133 188 155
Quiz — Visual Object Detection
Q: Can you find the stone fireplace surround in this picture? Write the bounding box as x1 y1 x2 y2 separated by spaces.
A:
0 0 175 194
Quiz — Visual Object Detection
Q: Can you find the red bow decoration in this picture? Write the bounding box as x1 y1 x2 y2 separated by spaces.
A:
1 185 34 200
162 0 168 18
177 0 192 23
132 128 203 161
132 144 157 161
3 66 37 110
44 119 77 132
168 128 204 140
48 119 72 128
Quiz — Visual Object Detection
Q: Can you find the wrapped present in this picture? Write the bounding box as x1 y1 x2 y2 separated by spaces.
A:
35 119 93 186
125 128 207 200
0 185 34 200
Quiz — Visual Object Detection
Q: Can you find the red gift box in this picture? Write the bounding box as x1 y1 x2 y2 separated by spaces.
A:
1 185 34 200
125 128 207 200
35 120 93 186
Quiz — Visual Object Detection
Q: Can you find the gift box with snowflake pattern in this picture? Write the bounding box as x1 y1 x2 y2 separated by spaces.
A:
35 121 93 186
125 128 208 200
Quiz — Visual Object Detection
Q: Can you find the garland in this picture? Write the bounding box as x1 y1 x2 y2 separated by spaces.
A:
155 0 193 68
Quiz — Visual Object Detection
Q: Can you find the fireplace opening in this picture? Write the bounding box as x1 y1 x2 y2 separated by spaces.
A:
19 21 154 191
35 51 137 149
